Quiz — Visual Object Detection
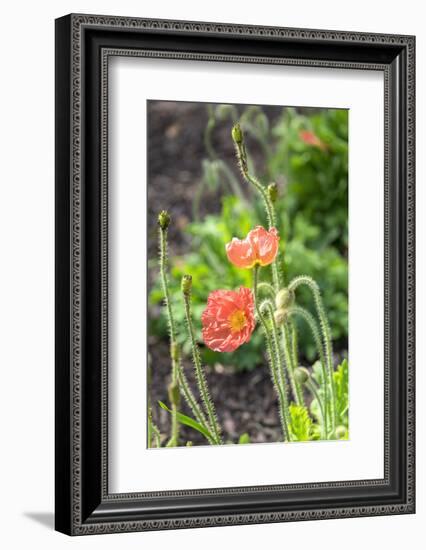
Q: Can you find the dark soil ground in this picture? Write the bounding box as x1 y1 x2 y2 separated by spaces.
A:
149 338 285 445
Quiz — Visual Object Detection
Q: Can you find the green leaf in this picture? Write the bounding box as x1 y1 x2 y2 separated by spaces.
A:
158 401 213 442
333 358 349 427
289 403 313 441
309 423 321 441
238 433 251 444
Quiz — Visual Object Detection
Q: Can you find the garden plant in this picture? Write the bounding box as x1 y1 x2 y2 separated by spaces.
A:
148 119 349 447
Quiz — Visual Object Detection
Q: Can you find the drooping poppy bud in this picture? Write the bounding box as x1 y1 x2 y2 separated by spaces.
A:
294 367 310 385
275 288 295 310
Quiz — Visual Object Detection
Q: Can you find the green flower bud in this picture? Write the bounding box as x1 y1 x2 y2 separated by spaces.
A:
158 210 171 230
273 308 287 326
275 288 295 310
168 381 180 407
186 441 193 447
294 366 310 385
231 123 243 145
181 274 192 296
267 182 278 203
335 425 348 440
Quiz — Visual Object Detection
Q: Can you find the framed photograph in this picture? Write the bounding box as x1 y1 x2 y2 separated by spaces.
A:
55 14 415 535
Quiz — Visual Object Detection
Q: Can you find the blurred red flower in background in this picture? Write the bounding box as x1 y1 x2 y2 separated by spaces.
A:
299 129 328 151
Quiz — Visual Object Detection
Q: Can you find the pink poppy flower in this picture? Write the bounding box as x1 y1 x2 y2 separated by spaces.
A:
226 226 279 269
201 287 256 352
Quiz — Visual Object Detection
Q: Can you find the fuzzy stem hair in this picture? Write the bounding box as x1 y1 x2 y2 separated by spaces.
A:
286 304 330 438
158 223 180 446
182 284 222 445
288 276 337 434
254 266 290 441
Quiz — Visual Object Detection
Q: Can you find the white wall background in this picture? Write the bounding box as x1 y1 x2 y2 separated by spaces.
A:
0 0 423 548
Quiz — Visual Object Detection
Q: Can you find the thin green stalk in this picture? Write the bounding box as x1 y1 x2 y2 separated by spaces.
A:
176 368 215 445
261 301 292 438
305 379 326 439
148 408 152 448
244 166 281 292
245 171 276 229
286 305 329 438
254 266 290 441
158 215 215 445
290 321 304 404
152 424 161 448
170 405 179 447
182 277 222 445
288 276 337 433
284 321 304 406
158 214 180 446
148 408 161 448
232 123 283 290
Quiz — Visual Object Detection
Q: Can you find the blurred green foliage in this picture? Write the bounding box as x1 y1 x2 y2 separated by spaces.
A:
149 105 348 371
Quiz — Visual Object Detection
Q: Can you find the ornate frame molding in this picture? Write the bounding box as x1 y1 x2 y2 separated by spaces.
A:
55 14 415 535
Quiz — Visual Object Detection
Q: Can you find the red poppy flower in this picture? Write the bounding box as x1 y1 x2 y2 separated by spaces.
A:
299 130 328 151
226 226 279 269
201 287 256 352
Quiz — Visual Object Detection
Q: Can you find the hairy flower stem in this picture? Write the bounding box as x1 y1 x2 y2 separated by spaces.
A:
283 321 304 406
233 126 300 412
182 288 222 445
288 276 337 433
175 368 214 443
233 125 283 289
254 266 290 441
305 379 326 439
158 224 180 446
286 305 330 438
148 408 161 448
158 219 214 444
262 301 292 438
290 321 304 404
147 408 152 447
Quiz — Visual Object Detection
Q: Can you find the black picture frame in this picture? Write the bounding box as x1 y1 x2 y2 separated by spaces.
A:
55 13 415 535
